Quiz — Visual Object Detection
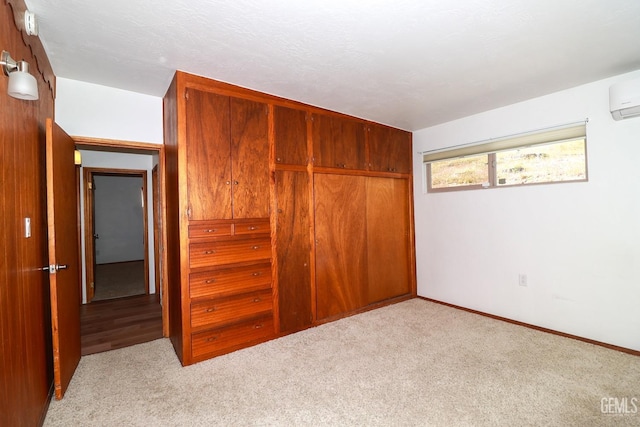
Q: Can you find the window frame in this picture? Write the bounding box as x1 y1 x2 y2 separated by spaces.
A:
424 123 589 193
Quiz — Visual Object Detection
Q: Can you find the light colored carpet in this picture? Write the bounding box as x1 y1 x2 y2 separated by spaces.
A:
44 299 639 426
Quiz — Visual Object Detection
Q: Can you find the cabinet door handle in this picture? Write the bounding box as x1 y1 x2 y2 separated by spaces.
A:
205 279 216 284
233 180 239 185
225 181 231 185
276 157 282 162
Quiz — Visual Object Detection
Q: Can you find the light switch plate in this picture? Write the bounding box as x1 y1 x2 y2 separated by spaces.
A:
24 217 31 238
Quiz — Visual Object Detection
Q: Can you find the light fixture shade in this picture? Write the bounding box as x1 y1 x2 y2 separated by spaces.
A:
8 68 39 100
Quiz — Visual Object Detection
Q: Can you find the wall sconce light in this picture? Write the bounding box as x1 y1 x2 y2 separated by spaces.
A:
1 50 39 100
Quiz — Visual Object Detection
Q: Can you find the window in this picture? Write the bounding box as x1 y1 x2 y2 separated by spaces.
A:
424 123 588 192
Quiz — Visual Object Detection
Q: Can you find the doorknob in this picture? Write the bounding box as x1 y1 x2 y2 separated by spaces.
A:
41 264 69 273
93 234 99 239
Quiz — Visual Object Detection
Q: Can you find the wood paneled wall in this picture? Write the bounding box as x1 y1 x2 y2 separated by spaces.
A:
1 1 56 425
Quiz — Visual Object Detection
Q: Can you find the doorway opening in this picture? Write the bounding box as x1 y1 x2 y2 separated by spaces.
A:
84 169 148 302
75 138 167 355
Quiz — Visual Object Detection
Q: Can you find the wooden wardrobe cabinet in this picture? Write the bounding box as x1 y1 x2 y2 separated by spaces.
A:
165 73 276 366
165 71 416 365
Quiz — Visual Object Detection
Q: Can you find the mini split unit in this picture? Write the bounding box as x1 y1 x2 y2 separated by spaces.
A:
610 76 640 120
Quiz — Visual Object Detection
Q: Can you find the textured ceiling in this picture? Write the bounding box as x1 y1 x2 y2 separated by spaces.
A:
23 0 640 130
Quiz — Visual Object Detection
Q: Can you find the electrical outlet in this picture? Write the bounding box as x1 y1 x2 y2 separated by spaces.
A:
518 274 528 287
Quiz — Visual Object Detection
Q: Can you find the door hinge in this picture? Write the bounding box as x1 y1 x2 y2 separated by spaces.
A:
90 282 94 289
88 181 93 190
186 207 192 218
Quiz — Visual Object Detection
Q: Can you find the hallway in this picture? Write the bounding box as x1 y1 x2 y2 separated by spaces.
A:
80 294 162 355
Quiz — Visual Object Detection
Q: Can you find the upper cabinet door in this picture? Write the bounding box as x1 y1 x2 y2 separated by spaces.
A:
274 106 308 166
230 97 270 219
368 124 412 174
186 89 232 220
312 114 366 170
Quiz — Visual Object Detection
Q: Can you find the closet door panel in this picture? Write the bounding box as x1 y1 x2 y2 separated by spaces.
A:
186 89 231 220
230 97 270 218
314 174 367 319
366 177 411 303
275 170 312 333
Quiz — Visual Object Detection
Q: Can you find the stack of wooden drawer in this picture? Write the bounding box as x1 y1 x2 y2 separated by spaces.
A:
187 218 275 362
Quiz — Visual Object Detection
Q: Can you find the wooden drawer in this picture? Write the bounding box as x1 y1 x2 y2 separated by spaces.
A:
189 263 271 300
188 222 233 239
234 219 270 236
191 316 274 360
191 289 273 330
189 237 271 269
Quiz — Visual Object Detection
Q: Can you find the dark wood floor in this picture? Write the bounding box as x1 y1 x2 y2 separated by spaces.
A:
80 294 163 356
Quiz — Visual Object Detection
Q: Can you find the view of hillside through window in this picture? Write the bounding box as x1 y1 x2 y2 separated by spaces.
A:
496 139 586 186
428 138 587 191
430 155 488 188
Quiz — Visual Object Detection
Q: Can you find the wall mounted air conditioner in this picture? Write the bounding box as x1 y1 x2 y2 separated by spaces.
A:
610 76 640 120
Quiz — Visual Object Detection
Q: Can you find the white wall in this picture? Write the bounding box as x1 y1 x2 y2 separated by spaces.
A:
412 70 640 352
55 77 163 143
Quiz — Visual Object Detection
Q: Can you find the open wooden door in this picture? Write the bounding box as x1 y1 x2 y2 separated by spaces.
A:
46 118 81 400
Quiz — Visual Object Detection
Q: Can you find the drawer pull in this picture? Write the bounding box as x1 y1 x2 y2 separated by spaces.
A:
205 307 215 313
204 250 215 255
205 279 216 284
253 298 261 303
251 272 261 277
248 226 257 231
254 324 263 329
206 336 218 342
251 245 260 250
205 229 217 233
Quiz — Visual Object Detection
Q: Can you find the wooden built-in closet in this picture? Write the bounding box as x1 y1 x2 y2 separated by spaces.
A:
163 71 416 366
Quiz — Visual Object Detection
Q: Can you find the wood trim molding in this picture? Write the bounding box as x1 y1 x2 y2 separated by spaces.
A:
73 136 164 153
418 296 640 357
5 0 55 98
